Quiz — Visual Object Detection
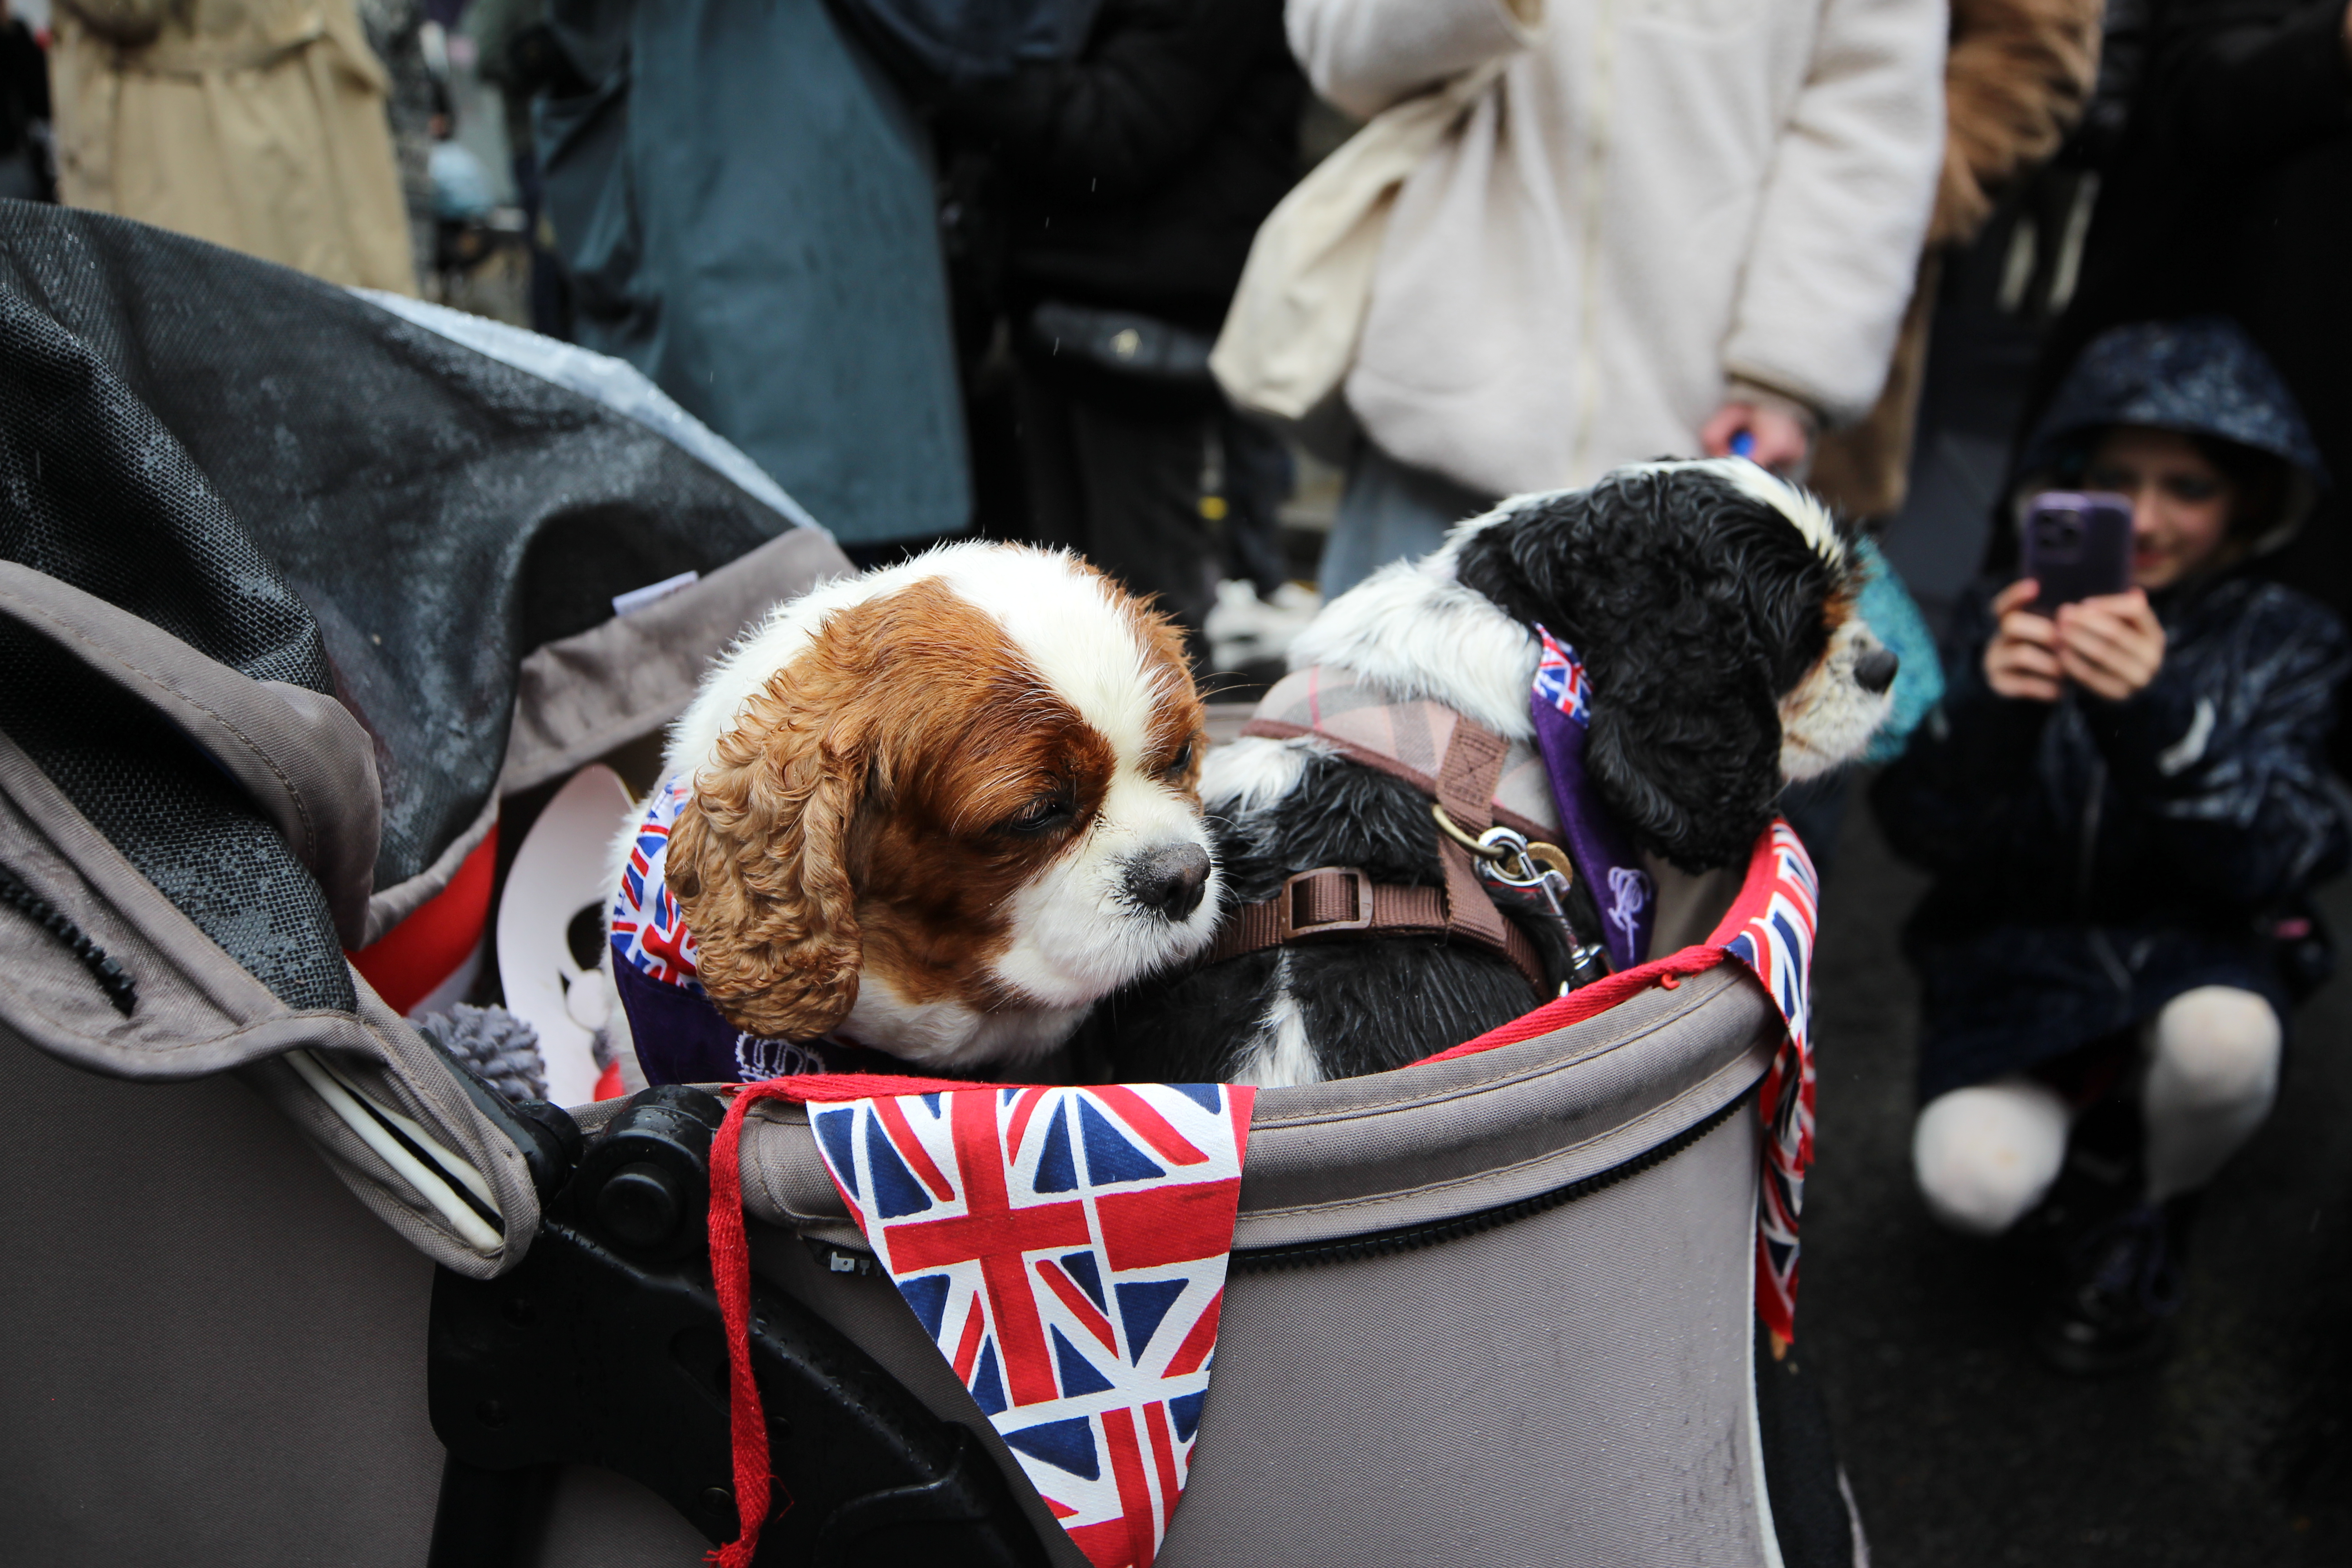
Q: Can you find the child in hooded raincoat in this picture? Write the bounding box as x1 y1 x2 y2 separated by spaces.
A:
1872 317 2350 1372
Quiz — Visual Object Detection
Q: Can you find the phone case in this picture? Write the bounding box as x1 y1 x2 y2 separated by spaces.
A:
2023 492 2134 608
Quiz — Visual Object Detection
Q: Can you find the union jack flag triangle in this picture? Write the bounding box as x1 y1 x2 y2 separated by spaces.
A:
812 1083 1254 1568
1716 819 1819 1348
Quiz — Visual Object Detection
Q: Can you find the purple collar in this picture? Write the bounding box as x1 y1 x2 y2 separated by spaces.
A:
1529 627 1653 971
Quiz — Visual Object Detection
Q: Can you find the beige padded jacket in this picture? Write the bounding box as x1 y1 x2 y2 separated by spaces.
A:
51 0 417 295
1291 0 1944 496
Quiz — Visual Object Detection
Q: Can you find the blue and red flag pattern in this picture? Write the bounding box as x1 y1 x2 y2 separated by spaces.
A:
1531 624 1593 725
811 1083 1254 1568
606 778 918 1085
609 775 701 988
1715 819 1819 1347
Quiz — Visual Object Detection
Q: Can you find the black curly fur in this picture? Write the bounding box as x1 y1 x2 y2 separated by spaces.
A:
1105 465 1851 1085
1103 756 1592 1081
1453 467 1841 872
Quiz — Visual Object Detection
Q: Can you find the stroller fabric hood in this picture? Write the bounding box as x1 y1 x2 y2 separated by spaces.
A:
0 204 807 931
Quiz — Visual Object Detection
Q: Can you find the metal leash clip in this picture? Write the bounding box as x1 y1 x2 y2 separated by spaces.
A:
1432 805 1609 993
1433 806 1577 918
1472 825 1575 919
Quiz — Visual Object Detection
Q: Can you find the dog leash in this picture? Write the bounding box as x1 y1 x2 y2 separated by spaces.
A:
1204 671 1582 994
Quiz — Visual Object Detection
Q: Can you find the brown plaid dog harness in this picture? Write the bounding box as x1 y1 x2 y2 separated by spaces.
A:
1205 666 1573 992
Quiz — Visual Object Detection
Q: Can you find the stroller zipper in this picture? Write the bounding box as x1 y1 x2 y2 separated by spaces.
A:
1230 1086 1753 1274
0 859 136 1014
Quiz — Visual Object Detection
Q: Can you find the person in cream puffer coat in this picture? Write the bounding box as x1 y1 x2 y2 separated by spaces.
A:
1295 0 1945 593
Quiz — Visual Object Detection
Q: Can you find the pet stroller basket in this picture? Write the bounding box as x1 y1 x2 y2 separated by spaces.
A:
0 208 1858 1567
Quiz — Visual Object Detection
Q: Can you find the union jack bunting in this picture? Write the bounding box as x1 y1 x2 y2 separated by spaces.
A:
1716 819 1820 1348
609 775 700 987
1532 624 1592 726
812 1083 1255 1568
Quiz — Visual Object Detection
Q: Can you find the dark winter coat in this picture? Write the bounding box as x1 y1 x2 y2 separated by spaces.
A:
0 19 49 162
930 0 1305 332
1875 575 2350 1098
538 0 971 546
1876 315 2352 1098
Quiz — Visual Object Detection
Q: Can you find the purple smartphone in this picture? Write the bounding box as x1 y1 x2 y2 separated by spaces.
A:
2022 491 2134 609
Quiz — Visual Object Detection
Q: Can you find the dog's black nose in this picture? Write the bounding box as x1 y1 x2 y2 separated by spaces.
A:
1854 646 1900 695
1128 843 1211 921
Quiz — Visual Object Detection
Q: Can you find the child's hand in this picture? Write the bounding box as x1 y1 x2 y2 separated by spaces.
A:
2055 590 2165 702
1984 578 2063 701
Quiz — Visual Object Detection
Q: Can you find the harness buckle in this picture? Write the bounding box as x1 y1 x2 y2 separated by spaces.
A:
1279 867 1376 939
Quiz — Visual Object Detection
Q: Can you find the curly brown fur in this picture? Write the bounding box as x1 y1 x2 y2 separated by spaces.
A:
647 543 1220 1073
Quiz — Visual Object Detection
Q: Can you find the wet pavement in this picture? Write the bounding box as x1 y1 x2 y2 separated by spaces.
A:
1803 794 2352 1565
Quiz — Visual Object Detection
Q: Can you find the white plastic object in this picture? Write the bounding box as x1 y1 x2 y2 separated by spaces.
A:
497 764 637 1107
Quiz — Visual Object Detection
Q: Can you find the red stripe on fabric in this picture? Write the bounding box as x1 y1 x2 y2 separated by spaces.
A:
1098 1179 1242 1271
1044 1496 1080 1520
345 822 498 1015
1007 1085 1054 1163
956 1089 1060 1406
1037 1258 1119 1352
951 1296 986 1383
1092 1086 1207 1165
1068 1519 1131 1568
1416 946 1726 1063
1715 820 1794 936
724 1072 978 1103
1412 820 1789 1065
1142 1399 1183 1534
872 1094 956 1200
1711 850 1790 949
1101 1406 1159 1568
1226 1088 1254 1173
703 1078 809 1568
1163 1288 1222 1377
886 1198 1091 1275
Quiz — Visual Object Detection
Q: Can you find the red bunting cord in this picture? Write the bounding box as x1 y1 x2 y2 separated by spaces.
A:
701 937 1761 1564
1421 944 1730 1063
702 1071 975 1568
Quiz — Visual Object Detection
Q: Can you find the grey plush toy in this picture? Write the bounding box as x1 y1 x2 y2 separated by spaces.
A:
417 1003 549 1104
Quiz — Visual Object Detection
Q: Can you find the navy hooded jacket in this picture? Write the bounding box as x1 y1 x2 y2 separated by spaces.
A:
1873 319 2352 1098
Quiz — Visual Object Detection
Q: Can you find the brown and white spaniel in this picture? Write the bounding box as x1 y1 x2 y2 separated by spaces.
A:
607 543 1217 1084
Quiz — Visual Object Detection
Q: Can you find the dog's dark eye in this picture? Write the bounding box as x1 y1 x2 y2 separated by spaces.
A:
1001 792 1074 836
1160 740 1194 778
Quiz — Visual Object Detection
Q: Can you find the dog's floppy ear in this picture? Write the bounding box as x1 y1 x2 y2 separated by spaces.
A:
1583 638 1784 873
1455 471 1786 871
1579 475 1794 870
666 673 869 1041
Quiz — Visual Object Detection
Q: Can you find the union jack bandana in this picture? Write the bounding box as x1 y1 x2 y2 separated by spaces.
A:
1527 626 1654 971
811 1083 1253 1568
1531 624 1592 723
608 777 911 1086
1719 820 1819 1350
611 775 701 986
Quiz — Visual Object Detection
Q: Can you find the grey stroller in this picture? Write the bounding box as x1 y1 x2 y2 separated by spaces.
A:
0 208 1861 1567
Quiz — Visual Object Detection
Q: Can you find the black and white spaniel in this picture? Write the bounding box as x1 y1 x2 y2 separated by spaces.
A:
1105 459 1896 1086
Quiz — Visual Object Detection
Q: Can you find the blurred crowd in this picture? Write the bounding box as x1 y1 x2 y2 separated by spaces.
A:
9 0 2351 1379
